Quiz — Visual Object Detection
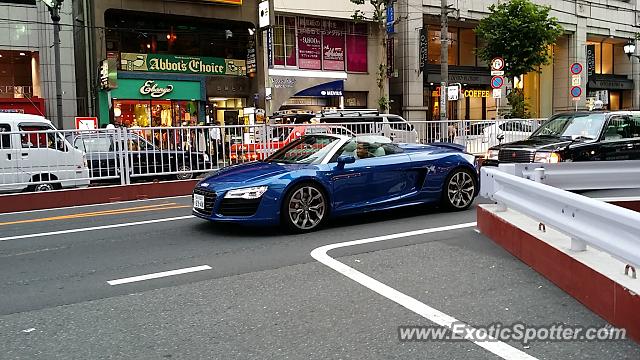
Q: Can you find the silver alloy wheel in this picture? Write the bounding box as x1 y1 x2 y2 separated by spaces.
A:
447 170 475 209
288 186 326 230
34 183 54 192
176 165 194 180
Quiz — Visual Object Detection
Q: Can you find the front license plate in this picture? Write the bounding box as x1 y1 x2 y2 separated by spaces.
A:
193 194 205 210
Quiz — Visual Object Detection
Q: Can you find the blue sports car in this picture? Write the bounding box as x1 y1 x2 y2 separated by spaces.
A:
192 134 478 232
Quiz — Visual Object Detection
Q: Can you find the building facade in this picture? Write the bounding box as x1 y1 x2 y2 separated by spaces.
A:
265 0 382 115
0 0 78 129
392 0 640 123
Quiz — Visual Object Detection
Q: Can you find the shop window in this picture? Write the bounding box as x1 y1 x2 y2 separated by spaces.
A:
323 20 346 71
459 29 476 66
298 17 323 70
601 43 613 74
427 28 458 66
0 50 39 98
344 91 368 108
346 23 368 73
273 17 286 66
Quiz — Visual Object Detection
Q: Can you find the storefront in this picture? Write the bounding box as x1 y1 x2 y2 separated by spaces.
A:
279 80 344 113
586 39 634 110
425 70 496 120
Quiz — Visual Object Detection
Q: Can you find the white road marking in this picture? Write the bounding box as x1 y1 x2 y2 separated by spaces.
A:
107 265 212 286
311 222 538 360
0 195 192 217
0 215 195 242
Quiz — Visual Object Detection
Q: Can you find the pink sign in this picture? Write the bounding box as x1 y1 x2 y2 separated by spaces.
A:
322 20 345 71
298 18 322 70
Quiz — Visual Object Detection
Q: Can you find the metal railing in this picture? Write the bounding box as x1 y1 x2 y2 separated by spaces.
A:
0 118 544 192
481 163 640 269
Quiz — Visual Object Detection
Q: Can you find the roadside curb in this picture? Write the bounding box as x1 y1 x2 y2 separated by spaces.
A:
0 180 197 214
477 203 640 344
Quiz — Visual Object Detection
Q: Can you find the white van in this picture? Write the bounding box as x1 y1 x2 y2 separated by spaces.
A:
317 111 420 143
0 113 90 192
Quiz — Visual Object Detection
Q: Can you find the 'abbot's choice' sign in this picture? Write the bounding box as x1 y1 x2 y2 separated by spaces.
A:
120 53 246 76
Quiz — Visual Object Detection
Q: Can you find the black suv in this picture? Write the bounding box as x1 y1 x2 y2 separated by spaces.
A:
484 111 640 166
66 132 211 181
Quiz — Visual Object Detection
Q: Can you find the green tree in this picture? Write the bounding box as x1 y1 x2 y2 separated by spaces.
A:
350 0 397 112
476 0 563 117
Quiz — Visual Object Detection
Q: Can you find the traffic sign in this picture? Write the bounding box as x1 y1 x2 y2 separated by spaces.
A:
491 76 504 89
75 117 98 130
570 86 582 98
570 63 583 75
491 57 505 71
571 75 581 86
492 88 502 99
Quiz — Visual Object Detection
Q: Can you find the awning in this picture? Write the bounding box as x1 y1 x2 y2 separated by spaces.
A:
294 80 344 97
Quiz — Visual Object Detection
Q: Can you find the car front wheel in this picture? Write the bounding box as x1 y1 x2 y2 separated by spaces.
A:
441 168 477 210
283 183 327 233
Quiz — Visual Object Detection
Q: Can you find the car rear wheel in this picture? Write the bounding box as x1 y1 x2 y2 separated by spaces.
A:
283 183 327 233
442 168 476 210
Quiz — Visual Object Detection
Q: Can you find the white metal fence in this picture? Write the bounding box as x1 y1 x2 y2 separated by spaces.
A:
0 119 542 192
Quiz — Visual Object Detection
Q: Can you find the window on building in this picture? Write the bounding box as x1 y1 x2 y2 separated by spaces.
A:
0 50 39 99
346 23 368 73
587 41 615 75
459 29 476 66
427 26 477 67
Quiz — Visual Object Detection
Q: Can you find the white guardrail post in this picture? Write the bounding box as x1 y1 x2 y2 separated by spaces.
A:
481 165 640 269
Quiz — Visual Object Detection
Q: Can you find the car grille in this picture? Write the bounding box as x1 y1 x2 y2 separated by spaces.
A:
498 149 535 163
218 198 262 217
193 188 217 216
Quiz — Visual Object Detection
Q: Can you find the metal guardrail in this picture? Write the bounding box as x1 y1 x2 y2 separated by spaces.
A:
0 118 542 193
497 162 640 191
480 165 640 270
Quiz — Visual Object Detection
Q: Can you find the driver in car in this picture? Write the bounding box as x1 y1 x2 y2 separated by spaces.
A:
355 142 372 159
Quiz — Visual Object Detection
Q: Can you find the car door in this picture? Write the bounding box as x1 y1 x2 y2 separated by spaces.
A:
17 123 70 183
74 135 116 178
331 140 412 212
599 115 637 161
0 123 20 191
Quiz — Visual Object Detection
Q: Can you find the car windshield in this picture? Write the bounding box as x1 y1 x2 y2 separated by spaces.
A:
265 135 342 164
531 114 606 140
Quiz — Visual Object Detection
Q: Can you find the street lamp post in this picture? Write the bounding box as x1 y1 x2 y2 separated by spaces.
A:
624 40 640 110
41 0 64 129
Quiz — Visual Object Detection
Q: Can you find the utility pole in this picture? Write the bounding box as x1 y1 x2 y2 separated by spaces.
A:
43 0 64 129
440 0 449 137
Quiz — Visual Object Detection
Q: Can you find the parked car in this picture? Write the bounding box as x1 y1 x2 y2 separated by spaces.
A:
458 120 536 156
66 131 211 181
228 125 353 163
316 110 420 143
193 133 478 232
483 111 640 166
0 113 90 192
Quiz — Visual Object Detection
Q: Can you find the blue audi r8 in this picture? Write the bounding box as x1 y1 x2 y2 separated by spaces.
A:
192 134 478 232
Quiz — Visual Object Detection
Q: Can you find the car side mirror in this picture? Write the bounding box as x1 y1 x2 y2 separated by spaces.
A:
336 155 356 169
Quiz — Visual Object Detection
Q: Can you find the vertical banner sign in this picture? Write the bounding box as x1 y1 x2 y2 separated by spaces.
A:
267 28 274 68
298 18 322 70
322 20 345 71
586 44 596 81
247 37 257 75
419 28 427 75
386 4 395 34
387 38 394 77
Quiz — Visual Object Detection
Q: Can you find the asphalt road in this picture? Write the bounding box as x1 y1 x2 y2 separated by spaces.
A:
0 196 638 359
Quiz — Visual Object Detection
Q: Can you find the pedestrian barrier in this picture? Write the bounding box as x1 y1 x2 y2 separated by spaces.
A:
0 118 541 192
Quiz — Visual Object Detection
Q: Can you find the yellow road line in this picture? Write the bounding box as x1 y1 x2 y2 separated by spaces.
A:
0 203 191 226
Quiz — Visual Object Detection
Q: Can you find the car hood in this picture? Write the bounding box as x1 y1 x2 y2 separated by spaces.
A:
200 161 307 185
491 136 586 151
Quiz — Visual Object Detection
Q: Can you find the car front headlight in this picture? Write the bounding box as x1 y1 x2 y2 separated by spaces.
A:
224 186 268 200
486 149 499 160
534 151 561 163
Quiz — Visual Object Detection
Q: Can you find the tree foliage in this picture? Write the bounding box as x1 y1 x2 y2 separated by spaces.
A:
475 0 563 80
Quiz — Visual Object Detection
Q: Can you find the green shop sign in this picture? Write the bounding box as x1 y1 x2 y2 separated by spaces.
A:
111 79 202 100
120 53 246 76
